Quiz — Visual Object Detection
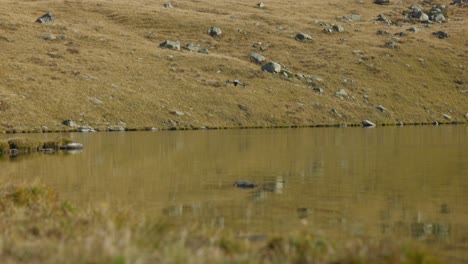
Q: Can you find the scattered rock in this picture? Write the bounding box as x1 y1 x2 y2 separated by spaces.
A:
295 33 313 41
332 25 345 33
385 40 399 49
362 120 376 127
451 0 467 7
62 119 76 127
91 97 103 105
341 14 362 22
208 27 222 37
312 87 324 93
159 40 180 50
257 2 265 8
78 126 96 132
198 49 209 54
336 89 348 97
234 180 257 189
377 30 390 35
238 104 249 111
443 114 452 120
42 34 57 41
171 110 185 116
377 14 393 25
409 4 423 13
36 12 55 24
261 61 282 73
407 27 420 32
249 52 265 63
108 125 125 132
394 32 407 37
465 113 468 119
41 148 55 154
374 0 390 5
433 31 449 39
184 43 200 52
163 3 173 8
409 11 429 22
376 105 387 112
322 28 333 33
60 143 84 150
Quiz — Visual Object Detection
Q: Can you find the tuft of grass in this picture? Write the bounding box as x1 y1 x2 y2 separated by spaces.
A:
0 140 9 154
7 138 41 153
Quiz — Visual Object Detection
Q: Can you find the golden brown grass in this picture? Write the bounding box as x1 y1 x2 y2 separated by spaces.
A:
0 180 441 264
0 0 466 131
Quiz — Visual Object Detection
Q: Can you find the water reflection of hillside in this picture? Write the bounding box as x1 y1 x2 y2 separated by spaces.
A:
1 126 468 262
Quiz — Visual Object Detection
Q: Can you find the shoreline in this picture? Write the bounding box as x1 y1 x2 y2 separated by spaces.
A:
1 120 466 135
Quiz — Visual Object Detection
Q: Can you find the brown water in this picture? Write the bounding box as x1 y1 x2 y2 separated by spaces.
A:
1 126 468 262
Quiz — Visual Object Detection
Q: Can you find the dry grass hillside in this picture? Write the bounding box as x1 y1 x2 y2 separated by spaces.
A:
0 0 466 131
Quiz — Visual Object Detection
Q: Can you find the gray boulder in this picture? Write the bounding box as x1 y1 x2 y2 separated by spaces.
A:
171 110 184 116
261 62 282 73
163 3 173 8
257 2 265 8
36 12 55 24
375 105 387 112
336 89 348 97
78 126 96 132
208 27 222 37
108 125 125 132
332 25 345 33
362 120 376 127
433 31 449 39
376 14 393 25
62 119 76 127
312 87 324 93
249 52 265 63
159 40 180 50
385 40 399 49
377 30 391 35
409 4 423 12
184 43 200 52
374 0 390 5
60 143 84 150
198 49 209 54
443 114 452 120
238 104 249 111
407 27 420 32
295 33 313 41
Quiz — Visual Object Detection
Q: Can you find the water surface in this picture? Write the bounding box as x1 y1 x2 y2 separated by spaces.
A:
1 126 467 262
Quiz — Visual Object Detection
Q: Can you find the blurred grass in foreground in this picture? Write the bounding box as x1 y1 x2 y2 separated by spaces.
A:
0 180 439 264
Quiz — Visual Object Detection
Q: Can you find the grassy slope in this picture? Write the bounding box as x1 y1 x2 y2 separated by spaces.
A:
0 0 466 131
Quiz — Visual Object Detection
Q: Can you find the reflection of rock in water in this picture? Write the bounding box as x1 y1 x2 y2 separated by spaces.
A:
162 203 202 216
297 208 309 219
440 204 450 214
410 222 451 240
261 176 284 193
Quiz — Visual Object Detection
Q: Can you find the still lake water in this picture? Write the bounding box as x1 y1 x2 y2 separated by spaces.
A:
1 126 468 262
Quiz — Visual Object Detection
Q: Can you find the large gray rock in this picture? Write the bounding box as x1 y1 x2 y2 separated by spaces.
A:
62 119 77 127
336 89 348 97
433 31 449 39
410 11 429 22
374 0 390 5
60 143 84 150
78 126 96 132
332 25 345 33
208 27 222 37
262 62 282 73
376 14 393 25
163 3 173 8
159 40 180 50
184 43 200 52
36 12 55 24
295 33 313 41
376 105 387 112
108 125 125 132
249 52 265 63
362 120 376 127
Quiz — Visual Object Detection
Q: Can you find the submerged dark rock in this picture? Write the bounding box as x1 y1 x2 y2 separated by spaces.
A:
234 180 257 189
